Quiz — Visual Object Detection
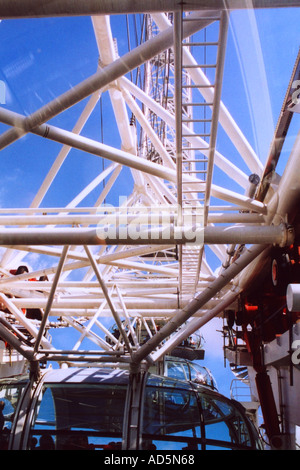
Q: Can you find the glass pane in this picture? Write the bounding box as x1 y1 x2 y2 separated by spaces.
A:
150 439 200 451
0 377 28 450
200 393 252 448
205 444 232 450
189 364 213 387
189 364 218 390
30 384 126 450
142 385 201 450
166 361 187 381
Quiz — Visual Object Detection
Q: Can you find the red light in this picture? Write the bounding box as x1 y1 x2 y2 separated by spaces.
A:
245 304 258 311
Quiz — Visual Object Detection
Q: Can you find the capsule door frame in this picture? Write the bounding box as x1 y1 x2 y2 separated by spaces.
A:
9 372 46 450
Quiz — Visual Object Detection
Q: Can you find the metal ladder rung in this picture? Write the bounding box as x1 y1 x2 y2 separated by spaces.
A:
182 16 220 21
182 170 207 174
184 102 214 106
182 84 215 89
182 184 205 188
182 133 210 137
182 189 205 196
183 202 204 206
182 147 208 151
179 11 221 246
182 255 200 258
183 199 205 203
183 41 219 47
184 262 199 264
182 254 200 257
182 118 212 123
183 64 217 69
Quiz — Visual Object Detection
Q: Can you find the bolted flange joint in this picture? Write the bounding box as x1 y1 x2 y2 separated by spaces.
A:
278 223 295 247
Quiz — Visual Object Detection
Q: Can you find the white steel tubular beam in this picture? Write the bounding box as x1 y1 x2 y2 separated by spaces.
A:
131 243 268 363
0 250 178 285
203 224 293 246
116 286 140 349
120 85 175 169
0 323 34 361
84 245 133 354
0 107 192 185
64 163 121 210
31 91 101 209
0 223 292 246
33 245 69 353
72 300 116 352
0 212 176 226
0 106 268 213
0 11 213 151
0 245 175 277
0 4 297 376
203 11 229 219
119 76 250 189
7 295 211 310
45 309 209 318
152 290 240 361
266 130 300 226
174 10 183 214
0 92 101 268
92 16 136 154
0 280 181 290
151 12 262 179
65 316 115 351
0 1 297 17
0 210 264 226
155 246 275 362
0 293 53 350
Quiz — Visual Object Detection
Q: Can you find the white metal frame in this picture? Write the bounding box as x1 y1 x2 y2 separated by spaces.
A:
0 3 298 373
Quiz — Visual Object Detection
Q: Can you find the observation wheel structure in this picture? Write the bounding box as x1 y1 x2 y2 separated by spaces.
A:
0 1 300 449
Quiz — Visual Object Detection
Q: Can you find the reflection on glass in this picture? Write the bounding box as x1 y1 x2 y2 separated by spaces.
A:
143 385 201 450
0 376 28 450
29 384 126 450
166 362 188 381
200 393 252 448
165 358 218 390
189 363 217 389
143 377 257 450
0 376 29 450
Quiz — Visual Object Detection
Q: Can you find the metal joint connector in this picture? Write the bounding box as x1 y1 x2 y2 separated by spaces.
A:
278 223 295 247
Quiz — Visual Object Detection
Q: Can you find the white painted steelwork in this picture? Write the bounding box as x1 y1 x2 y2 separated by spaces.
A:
0 4 299 450
0 4 296 356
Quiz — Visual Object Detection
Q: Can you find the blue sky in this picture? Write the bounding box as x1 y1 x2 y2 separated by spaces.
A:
0 9 299 207
0 7 299 399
